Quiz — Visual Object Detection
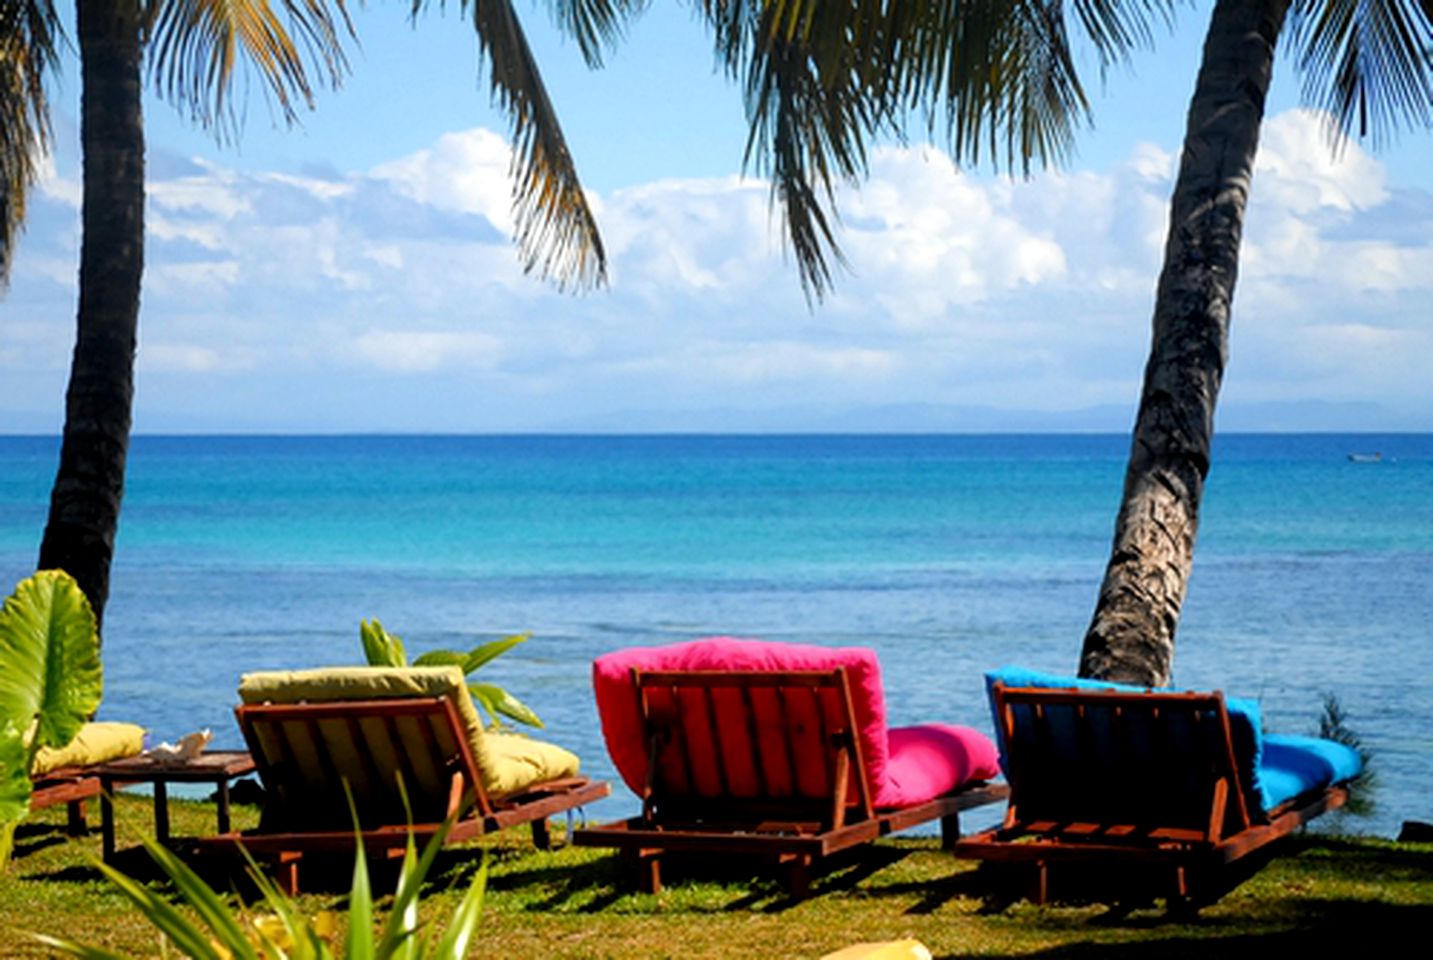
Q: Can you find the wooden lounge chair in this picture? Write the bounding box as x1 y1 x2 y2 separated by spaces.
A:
29 721 146 835
952 667 1364 908
574 637 1008 897
194 666 609 892
30 768 103 835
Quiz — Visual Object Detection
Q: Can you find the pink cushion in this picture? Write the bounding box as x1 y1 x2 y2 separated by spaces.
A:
592 636 999 809
884 723 1001 808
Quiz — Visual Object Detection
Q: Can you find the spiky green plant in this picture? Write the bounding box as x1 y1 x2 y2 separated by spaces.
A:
35 819 487 959
359 619 542 729
1318 692 1376 817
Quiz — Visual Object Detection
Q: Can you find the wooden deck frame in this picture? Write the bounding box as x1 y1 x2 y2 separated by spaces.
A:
31 768 103 835
574 667 1008 898
192 697 608 892
952 682 1350 906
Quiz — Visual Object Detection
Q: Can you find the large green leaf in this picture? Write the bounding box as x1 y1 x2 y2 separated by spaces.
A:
462 633 530 674
0 718 28 862
0 570 101 759
412 650 467 668
469 682 543 729
360 619 408 668
0 718 29 826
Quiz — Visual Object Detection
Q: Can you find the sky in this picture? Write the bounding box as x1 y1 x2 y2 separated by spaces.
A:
2 3 1431 433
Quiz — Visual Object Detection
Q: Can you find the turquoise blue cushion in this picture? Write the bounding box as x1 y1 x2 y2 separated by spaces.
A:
1259 734 1364 809
984 666 1269 810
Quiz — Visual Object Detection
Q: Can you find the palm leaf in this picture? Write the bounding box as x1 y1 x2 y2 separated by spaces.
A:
469 681 543 729
1289 0 1433 146
697 1 1176 299
412 649 467 668
462 633 530 673
0 0 61 287
411 0 608 290
143 0 354 141
361 619 408 668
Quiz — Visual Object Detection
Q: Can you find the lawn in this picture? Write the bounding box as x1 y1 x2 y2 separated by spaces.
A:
1 796 1429 958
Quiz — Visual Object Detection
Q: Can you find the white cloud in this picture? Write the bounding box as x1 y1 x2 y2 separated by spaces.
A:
1254 109 1387 213
350 330 504 373
705 341 900 383
4 109 1428 430
370 128 514 232
140 344 224 373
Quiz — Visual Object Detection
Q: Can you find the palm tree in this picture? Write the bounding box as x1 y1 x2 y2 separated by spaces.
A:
2 0 623 631
701 1 1431 686
1077 0 1433 686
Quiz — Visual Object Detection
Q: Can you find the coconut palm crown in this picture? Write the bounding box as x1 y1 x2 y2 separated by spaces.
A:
0 0 631 628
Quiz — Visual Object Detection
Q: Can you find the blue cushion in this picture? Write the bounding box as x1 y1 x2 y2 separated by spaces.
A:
984 666 1270 810
1258 734 1364 809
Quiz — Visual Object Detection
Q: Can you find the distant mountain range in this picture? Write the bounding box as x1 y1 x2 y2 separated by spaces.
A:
3 399 1426 434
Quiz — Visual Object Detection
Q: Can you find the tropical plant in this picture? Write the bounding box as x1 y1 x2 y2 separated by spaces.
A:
703 2 1430 685
2 0 627 634
0 569 102 864
35 819 488 959
359 619 543 729
1319 692 1376 816
1077 0 1433 686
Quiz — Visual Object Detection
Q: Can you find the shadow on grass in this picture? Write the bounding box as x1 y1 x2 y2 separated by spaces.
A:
943 900 1433 960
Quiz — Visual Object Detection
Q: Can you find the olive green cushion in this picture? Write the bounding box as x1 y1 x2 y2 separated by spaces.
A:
31 721 146 775
485 732 579 795
238 666 578 798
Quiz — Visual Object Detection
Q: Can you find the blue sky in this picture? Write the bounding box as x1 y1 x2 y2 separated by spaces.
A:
3 3 1431 432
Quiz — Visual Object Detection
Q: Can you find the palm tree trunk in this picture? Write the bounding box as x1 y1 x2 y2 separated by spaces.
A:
36 0 144 634
1078 0 1290 687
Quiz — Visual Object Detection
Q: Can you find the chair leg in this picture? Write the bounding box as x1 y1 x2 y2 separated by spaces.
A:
1029 861 1049 905
531 817 552 850
940 811 961 849
783 854 813 901
66 799 89 836
624 848 662 894
277 852 303 897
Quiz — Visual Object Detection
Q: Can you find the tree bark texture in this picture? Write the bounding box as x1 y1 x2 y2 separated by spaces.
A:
1079 0 1290 687
36 0 145 633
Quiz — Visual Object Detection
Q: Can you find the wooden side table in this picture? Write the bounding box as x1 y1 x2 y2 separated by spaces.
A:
95 751 257 862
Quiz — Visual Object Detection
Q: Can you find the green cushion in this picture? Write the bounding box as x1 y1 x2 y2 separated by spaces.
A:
31 722 146 776
238 666 578 798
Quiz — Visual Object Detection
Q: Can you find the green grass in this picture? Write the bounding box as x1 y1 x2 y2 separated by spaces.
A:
2 796 1430 958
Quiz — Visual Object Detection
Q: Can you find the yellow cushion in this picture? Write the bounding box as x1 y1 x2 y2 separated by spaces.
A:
821 941 932 960
484 732 580 796
238 666 578 798
31 721 146 776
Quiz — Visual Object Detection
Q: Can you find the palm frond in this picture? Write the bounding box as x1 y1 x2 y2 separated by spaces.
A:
702 1 1158 300
541 0 649 68
1289 0 1433 147
0 0 62 286
420 0 608 290
142 0 354 142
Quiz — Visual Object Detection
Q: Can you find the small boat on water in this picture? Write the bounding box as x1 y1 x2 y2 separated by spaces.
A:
1347 452 1384 463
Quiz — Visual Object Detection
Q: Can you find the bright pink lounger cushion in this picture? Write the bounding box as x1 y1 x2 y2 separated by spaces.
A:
592 636 1000 809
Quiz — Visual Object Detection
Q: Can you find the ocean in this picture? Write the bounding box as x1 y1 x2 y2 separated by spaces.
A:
1 433 1428 838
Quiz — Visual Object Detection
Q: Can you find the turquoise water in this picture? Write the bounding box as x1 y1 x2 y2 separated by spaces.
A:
1 434 1429 836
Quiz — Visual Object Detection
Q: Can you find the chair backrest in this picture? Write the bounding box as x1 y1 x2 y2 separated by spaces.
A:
992 682 1253 842
236 666 494 830
593 637 894 804
633 667 875 828
237 696 488 830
